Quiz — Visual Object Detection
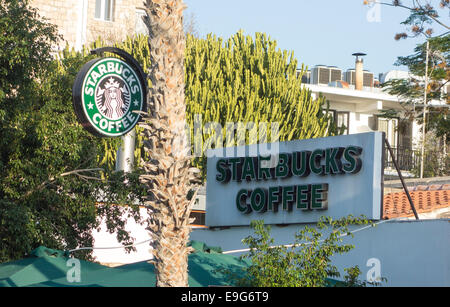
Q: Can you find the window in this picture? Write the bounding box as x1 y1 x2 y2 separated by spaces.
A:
377 117 398 147
336 111 349 135
325 110 350 135
95 0 114 21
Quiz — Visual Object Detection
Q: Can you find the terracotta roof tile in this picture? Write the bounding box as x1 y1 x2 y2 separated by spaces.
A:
383 189 450 219
442 184 450 190
408 184 450 191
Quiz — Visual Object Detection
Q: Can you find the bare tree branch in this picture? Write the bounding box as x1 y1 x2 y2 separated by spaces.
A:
370 0 450 30
22 168 104 199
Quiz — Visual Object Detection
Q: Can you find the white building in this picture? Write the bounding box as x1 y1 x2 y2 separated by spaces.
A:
296 54 447 175
305 82 422 174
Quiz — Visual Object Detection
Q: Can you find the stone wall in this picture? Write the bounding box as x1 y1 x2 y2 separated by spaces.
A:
85 0 140 45
30 0 147 49
31 0 81 48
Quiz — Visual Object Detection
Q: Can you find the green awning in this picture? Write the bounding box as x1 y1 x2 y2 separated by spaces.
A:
0 242 249 287
0 246 105 287
0 243 345 287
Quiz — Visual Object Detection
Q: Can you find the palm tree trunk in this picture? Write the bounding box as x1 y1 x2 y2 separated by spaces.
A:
141 0 194 287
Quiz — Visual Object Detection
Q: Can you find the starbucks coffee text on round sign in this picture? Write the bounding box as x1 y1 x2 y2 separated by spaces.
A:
73 57 145 137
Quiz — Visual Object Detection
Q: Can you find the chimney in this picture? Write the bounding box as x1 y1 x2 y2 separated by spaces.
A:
352 53 366 90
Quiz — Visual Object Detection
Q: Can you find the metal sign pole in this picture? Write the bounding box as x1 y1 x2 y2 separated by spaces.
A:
115 129 136 173
385 138 419 220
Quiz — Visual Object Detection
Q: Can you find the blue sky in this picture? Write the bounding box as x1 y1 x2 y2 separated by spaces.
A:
184 0 447 77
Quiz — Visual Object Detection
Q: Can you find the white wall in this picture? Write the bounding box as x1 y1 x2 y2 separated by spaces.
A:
90 207 450 286
92 207 153 265
190 219 450 286
348 112 375 134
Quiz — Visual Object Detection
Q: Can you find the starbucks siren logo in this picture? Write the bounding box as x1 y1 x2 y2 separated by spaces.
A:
95 76 130 120
73 57 145 137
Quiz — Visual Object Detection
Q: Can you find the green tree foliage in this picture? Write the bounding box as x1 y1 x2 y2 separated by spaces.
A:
365 1 449 177
0 0 59 103
228 216 377 287
382 35 449 142
409 130 450 177
0 9 337 261
0 1 145 263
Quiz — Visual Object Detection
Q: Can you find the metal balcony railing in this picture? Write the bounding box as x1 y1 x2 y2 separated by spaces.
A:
384 146 420 171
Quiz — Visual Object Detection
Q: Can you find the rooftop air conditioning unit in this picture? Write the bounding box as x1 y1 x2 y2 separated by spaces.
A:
346 69 374 88
363 70 374 87
311 65 342 85
302 70 311 84
296 69 311 84
329 66 342 83
345 69 356 85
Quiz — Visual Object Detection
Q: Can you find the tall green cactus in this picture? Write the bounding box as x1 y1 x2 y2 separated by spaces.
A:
184 31 335 179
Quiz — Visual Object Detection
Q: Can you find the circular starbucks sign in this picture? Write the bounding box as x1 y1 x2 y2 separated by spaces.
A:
73 57 146 137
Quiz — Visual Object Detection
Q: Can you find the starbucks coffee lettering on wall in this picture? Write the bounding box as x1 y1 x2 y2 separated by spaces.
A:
206 132 385 227
73 57 145 137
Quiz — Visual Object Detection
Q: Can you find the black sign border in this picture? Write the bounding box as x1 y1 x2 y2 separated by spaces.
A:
72 49 147 138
